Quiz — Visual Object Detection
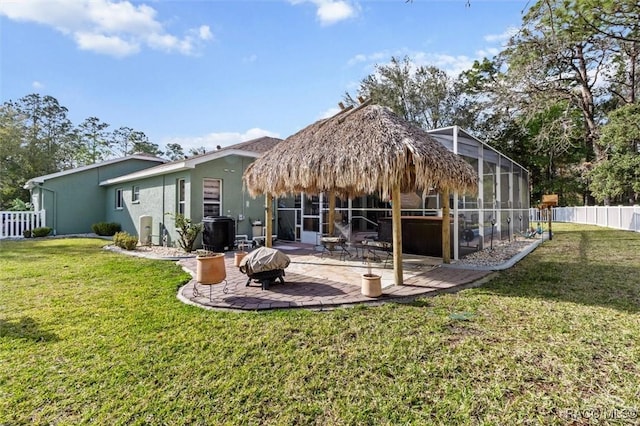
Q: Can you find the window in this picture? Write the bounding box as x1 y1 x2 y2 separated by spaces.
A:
177 179 186 215
203 178 221 217
132 185 140 203
115 188 124 210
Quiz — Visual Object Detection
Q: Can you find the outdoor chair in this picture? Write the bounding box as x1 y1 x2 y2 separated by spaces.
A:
234 234 252 251
361 240 393 268
319 235 351 260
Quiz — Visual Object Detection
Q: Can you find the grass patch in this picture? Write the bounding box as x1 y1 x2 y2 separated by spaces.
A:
1 225 639 424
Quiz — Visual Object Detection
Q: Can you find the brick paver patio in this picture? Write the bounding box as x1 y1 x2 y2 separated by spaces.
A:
176 244 494 311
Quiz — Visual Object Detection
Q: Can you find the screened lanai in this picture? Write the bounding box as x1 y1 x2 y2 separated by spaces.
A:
274 126 530 261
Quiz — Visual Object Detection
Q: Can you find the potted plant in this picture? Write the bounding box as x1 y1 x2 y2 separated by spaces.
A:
195 250 226 285
361 251 382 297
234 250 248 267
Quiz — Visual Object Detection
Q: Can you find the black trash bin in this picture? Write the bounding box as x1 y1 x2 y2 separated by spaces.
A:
202 216 235 252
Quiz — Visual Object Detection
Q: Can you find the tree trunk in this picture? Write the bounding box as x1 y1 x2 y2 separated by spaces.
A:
575 45 606 162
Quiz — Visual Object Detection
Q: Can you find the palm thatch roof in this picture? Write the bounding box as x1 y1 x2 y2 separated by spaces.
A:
243 104 477 199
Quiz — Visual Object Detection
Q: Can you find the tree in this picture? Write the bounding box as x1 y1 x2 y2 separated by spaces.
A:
345 56 462 130
7 94 75 174
1 93 158 207
0 94 76 208
111 126 135 156
0 104 29 209
457 58 521 141
164 143 186 161
521 101 588 205
76 116 111 165
188 147 207 157
111 126 161 157
501 0 614 164
574 0 640 44
571 1 640 107
131 135 162 157
412 65 460 129
589 104 640 204
345 56 416 123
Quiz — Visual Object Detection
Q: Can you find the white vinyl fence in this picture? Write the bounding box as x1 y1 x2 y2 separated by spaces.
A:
0 210 47 239
529 206 640 233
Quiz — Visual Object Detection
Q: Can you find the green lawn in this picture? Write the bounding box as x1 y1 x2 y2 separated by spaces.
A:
1 224 639 425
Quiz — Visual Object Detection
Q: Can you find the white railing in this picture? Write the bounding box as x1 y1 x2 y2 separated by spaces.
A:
529 206 640 233
0 210 47 239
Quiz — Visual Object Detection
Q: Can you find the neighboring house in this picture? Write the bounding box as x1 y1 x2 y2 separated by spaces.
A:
24 155 166 235
98 136 281 247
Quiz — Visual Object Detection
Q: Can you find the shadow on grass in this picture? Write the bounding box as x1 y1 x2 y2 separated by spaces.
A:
476 227 640 313
0 317 59 342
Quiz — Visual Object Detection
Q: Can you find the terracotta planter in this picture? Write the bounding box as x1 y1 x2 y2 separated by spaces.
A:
196 253 226 284
234 251 248 267
361 274 382 297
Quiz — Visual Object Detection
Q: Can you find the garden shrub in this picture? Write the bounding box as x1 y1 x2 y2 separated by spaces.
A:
32 227 52 238
113 231 138 250
92 222 121 236
23 229 32 238
167 213 202 253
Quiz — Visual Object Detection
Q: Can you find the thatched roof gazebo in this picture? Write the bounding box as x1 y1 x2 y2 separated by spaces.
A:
243 102 477 285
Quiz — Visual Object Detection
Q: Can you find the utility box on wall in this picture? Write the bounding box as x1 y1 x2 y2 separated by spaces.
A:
139 215 152 245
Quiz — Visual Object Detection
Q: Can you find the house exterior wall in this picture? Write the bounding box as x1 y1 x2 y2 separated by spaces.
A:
104 154 266 249
33 159 160 235
190 155 265 238
105 171 189 246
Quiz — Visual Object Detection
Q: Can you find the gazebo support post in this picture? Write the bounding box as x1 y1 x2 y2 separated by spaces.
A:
392 184 404 285
442 187 451 264
328 190 336 236
265 193 273 248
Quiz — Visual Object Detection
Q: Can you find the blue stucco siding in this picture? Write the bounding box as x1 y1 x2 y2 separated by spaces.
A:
190 155 267 239
104 172 189 246
103 154 268 249
66 152 271 249
30 158 163 235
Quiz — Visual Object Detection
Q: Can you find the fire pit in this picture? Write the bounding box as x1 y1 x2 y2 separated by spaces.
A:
238 247 291 290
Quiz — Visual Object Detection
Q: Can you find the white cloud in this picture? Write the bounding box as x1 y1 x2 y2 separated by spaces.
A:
347 51 387 67
346 23 519 78
316 1 357 25
162 128 280 153
243 53 258 63
198 25 213 41
74 31 140 57
484 27 518 44
291 0 358 25
414 52 474 76
319 106 342 119
32 81 44 90
347 53 367 66
347 49 474 77
0 0 213 58
476 47 500 59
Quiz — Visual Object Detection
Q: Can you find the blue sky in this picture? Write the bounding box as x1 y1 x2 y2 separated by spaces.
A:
1 0 529 153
